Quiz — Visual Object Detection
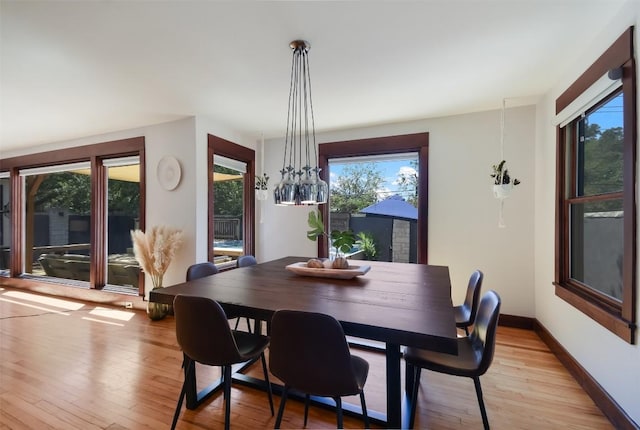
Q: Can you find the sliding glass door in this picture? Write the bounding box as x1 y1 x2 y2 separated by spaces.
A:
21 163 92 282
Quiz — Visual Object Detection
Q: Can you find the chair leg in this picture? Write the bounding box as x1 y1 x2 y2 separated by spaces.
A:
359 391 370 429
274 386 289 429
171 359 193 430
334 397 343 429
260 352 274 415
473 376 490 430
223 365 232 430
233 317 253 333
303 394 310 427
409 366 422 429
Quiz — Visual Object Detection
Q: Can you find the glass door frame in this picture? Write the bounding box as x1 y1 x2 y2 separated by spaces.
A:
207 134 256 264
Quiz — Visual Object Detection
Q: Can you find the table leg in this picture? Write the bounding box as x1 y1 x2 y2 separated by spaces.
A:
386 342 402 428
405 362 415 399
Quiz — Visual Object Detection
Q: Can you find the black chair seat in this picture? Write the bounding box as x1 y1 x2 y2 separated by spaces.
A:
453 305 471 328
405 337 483 377
233 330 270 357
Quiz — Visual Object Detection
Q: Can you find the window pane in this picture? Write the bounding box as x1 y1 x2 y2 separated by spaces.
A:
213 163 245 267
106 162 141 292
0 176 10 275
577 92 623 196
25 171 91 283
570 199 623 300
329 155 419 263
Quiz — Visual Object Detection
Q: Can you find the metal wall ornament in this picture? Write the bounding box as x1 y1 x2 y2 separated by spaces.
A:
274 40 328 206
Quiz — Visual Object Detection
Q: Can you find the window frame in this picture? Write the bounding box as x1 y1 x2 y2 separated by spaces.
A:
0 137 146 295
207 134 256 264
318 133 429 263
554 27 636 343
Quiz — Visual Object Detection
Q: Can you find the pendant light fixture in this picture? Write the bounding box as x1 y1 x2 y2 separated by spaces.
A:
274 40 328 206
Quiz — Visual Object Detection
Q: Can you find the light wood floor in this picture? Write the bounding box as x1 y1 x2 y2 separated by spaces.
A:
0 286 612 429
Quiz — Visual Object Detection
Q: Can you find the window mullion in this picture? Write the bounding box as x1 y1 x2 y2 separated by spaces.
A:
91 157 107 289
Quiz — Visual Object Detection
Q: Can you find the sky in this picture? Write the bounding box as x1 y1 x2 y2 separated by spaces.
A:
589 92 622 130
328 156 418 203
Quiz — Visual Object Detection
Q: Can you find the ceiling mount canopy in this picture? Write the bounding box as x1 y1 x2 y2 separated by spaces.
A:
274 39 328 206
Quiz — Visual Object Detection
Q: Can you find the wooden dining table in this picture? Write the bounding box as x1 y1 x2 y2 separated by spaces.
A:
150 256 458 429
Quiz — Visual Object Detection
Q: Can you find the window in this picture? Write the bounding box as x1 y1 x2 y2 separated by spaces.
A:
207 134 255 267
0 137 145 295
319 133 429 263
555 27 636 343
328 153 419 263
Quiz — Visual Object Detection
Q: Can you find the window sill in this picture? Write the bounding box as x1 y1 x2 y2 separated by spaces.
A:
554 283 635 343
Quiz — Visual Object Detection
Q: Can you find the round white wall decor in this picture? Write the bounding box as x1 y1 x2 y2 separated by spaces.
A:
157 155 182 191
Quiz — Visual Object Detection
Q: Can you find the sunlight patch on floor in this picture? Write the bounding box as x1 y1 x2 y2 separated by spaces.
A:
88 306 135 321
2 290 85 310
0 297 72 315
81 316 125 326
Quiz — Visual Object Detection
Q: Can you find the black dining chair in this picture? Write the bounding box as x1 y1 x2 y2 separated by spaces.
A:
236 254 258 267
404 290 501 430
171 295 274 430
269 309 370 429
186 262 252 333
454 269 484 335
234 256 258 332
186 261 219 280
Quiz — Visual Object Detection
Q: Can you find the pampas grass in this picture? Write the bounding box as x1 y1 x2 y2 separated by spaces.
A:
131 225 183 288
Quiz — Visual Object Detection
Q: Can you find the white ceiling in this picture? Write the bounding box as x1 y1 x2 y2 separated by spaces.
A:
0 0 629 153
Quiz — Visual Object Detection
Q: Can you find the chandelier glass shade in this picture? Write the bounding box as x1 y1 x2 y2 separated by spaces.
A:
274 40 328 206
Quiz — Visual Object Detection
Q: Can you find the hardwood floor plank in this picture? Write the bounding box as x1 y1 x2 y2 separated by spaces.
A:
0 287 614 429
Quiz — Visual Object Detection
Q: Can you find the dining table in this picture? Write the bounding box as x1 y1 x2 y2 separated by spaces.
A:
150 256 458 429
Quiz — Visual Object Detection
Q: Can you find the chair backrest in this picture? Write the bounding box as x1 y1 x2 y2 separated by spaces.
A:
186 262 218 281
470 290 501 376
237 255 257 268
173 295 241 365
269 310 359 396
461 269 484 324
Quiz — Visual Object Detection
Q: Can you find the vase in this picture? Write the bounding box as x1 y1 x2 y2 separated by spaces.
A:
493 183 513 199
147 287 170 320
256 189 269 201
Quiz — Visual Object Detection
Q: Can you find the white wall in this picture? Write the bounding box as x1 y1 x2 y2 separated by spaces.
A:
534 0 640 423
259 106 536 317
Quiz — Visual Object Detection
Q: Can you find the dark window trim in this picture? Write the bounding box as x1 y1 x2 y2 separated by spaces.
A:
207 134 256 264
318 132 429 263
0 137 146 295
554 27 636 343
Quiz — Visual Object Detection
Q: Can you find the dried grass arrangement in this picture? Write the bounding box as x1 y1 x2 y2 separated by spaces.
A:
130 225 184 289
